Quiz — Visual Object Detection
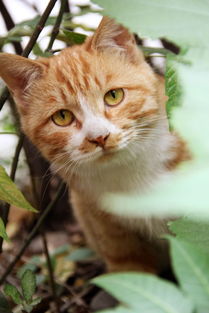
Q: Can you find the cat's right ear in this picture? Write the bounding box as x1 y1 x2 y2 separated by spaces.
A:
0 53 46 103
85 16 144 64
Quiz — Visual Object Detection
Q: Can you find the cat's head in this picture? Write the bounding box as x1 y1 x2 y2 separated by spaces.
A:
0 17 167 176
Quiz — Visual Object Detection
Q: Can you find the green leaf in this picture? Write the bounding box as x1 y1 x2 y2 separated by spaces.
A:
0 217 10 242
169 218 209 252
21 270 36 304
31 297 42 306
3 284 23 305
168 236 209 313
0 291 13 313
92 0 209 47
0 165 37 212
33 43 51 57
17 255 44 280
17 15 57 29
73 5 101 17
62 30 87 45
93 273 193 313
102 164 209 219
22 303 34 313
52 243 71 256
140 46 174 57
165 58 182 121
66 247 95 261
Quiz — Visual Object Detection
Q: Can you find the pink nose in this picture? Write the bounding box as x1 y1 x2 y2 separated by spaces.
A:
87 133 110 148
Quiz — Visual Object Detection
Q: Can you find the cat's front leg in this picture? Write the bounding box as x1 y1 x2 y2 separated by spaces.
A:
71 190 168 273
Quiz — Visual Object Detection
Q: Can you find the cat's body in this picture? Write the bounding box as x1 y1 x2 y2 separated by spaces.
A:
0 17 189 273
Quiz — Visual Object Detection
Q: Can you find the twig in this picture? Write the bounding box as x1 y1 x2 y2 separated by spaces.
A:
0 0 23 54
22 0 58 57
0 131 18 135
46 0 67 52
0 88 10 111
0 182 65 286
0 0 59 111
42 232 61 313
9 133 25 180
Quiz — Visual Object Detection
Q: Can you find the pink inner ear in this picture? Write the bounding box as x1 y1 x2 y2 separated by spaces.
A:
113 25 135 47
0 53 45 94
84 16 144 64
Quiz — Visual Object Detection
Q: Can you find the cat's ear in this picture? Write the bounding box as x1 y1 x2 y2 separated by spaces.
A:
0 53 46 100
85 16 144 64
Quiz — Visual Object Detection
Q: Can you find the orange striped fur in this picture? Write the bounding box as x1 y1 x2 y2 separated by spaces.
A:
0 17 189 273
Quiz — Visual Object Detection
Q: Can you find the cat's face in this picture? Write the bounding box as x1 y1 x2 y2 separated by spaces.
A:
0 17 166 176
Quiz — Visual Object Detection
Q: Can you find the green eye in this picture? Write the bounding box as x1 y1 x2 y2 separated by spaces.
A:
104 88 124 106
52 110 73 127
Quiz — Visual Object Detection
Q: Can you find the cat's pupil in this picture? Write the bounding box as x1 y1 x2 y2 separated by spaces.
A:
60 110 66 119
110 90 116 99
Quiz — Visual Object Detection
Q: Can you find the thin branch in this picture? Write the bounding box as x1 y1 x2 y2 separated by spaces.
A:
0 0 59 111
0 0 23 54
0 131 18 135
9 133 25 180
42 232 61 313
46 0 67 52
0 182 65 286
64 0 70 14
0 88 10 111
22 0 58 57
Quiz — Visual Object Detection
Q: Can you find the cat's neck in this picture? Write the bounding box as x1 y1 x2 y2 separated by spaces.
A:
59 129 187 198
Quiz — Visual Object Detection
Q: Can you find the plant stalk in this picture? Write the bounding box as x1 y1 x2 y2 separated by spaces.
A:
0 182 65 286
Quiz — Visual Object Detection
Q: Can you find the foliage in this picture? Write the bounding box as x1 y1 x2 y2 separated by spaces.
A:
92 0 209 217
62 30 87 45
0 217 10 242
3 270 41 313
89 0 209 312
93 235 209 313
165 58 182 122
169 218 209 251
93 271 193 313
1 0 209 312
168 236 209 313
0 165 37 213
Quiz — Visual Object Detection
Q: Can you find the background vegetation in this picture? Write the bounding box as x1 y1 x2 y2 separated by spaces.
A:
0 0 209 312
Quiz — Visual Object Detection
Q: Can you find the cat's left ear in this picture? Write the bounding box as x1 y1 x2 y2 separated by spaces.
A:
85 16 144 64
0 53 47 102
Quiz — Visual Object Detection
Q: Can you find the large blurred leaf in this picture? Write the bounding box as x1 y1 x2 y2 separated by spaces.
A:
0 165 37 212
93 0 209 219
169 236 209 313
103 164 209 218
169 218 209 252
93 273 193 313
92 0 209 47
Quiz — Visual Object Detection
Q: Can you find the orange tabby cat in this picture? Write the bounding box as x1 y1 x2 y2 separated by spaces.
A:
0 17 189 273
